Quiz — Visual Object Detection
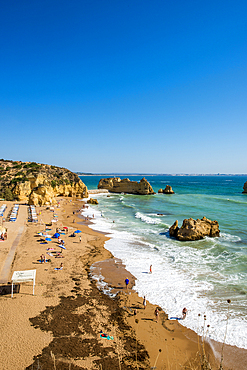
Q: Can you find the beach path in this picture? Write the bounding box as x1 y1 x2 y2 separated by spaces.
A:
0 203 27 284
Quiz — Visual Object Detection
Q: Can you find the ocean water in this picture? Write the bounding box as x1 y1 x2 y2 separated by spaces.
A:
80 175 247 349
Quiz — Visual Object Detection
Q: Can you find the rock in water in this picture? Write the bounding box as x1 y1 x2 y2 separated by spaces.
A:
169 220 179 238
158 185 175 194
243 182 247 193
163 185 175 194
98 177 155 195
169 217 220 241
87 198 98 204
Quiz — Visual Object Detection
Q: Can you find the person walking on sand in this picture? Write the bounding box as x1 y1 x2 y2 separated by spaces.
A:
150 265 152 274
182 307 187 319
154 307 159 322
79 236 81 243
143 296 146 309
125 277 129 290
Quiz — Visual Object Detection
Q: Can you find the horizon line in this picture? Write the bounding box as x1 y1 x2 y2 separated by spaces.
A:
76 172 247 176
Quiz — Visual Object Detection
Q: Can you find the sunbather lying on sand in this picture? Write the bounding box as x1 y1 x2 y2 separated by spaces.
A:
54 263 63 271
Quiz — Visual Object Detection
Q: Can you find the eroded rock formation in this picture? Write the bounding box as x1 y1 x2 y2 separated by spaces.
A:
169 217 220 241
98 177 155 195
0 159 88 205
243 182 247 193
158 185 174 194
87 198 98 205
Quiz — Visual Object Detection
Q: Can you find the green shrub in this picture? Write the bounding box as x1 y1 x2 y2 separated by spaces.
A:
51 180 57 188
11 177 22 184
24 162 40 169
4 188 13 201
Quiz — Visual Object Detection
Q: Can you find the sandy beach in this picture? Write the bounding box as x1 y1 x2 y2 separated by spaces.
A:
0 198 246 370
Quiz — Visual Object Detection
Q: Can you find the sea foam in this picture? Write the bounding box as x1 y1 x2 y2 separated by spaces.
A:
82 193 247 350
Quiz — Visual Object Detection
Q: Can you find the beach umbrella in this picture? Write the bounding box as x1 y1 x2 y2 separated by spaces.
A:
45 238 52 241
53 233 60 238
74 230 82 234
59 245 66 250
63 227 68 230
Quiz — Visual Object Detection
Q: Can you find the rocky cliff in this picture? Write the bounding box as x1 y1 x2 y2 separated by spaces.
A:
243 182 247 193
98 177 155 195
0 159 88 205
169 217 220 241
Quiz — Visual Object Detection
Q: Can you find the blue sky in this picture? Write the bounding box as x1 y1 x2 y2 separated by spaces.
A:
0 0 246 173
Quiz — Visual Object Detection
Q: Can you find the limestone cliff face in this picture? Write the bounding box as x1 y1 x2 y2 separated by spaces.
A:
98 177 155 195
0 159 88 205
243 182 247 193
29 181 88 206
169 217 220 241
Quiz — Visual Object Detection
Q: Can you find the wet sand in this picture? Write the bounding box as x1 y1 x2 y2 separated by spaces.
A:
0 198 246 369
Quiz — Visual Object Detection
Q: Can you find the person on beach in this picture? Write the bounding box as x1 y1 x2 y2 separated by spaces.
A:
125 278 129 290
150 265 152 274
79 236 81 243
55 263 63 270
143 296 146 309
182 307 187 319
154 307 159 322
40 254 46 263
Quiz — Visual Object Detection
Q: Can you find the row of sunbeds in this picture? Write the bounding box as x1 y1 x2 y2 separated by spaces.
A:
28 205 38 222
0 204 7 217
9 204 19 222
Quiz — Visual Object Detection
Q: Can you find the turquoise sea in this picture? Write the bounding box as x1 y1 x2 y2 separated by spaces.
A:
80 175 247 349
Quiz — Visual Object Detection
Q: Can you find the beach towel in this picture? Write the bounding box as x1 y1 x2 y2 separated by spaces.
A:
100 334 114 340
54 267 63 270
169 317 182 320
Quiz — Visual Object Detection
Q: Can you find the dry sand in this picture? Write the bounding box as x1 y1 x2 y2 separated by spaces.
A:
0 198 246 370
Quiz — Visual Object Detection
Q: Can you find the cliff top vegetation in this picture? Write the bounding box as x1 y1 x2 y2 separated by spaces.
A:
0 159 82 200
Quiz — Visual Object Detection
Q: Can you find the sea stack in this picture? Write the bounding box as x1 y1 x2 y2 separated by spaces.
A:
87 198 99 204
243 182 247 193
169 217 220 241
158 185 174 194
98 177 155 195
